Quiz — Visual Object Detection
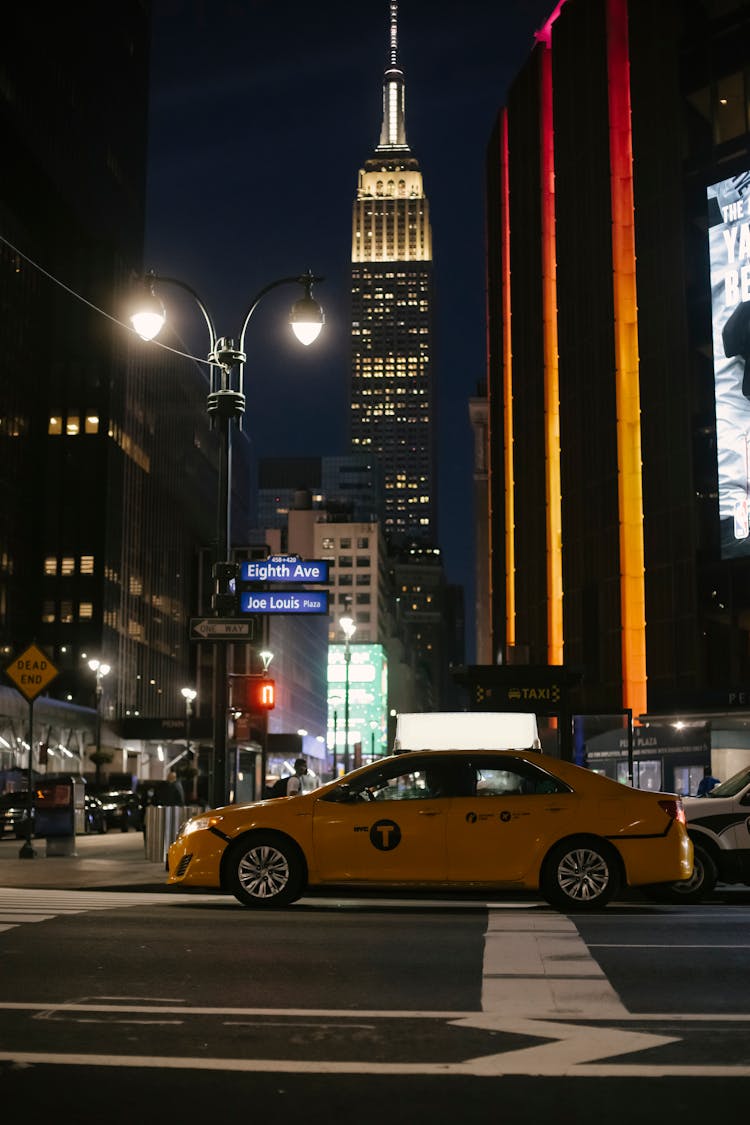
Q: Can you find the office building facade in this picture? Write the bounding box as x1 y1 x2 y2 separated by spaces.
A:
0 5 228 782
485 0 750 787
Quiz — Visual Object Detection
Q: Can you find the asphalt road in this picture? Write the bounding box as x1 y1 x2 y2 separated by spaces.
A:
0 883 747 1121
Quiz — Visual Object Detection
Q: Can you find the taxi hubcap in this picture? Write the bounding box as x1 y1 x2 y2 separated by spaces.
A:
557 848 609 901
237 844 290 898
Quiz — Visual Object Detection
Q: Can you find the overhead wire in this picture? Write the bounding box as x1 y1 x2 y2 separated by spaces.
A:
0 231 212 369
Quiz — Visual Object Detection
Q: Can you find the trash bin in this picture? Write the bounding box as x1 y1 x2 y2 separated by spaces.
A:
35 777 84 857
144 805 190 864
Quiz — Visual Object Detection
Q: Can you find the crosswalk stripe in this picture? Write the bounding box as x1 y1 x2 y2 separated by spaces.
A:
0 887 226 936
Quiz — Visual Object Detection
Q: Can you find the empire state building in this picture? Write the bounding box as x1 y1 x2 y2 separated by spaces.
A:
350 2 436 544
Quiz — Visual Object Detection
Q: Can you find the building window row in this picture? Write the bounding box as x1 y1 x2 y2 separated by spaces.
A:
48 412 100 435
44 555 95 576
42 600 94 623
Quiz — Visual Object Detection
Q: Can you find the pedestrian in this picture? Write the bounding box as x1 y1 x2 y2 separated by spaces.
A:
160 771 185 806
286 758 309 796
697 768 720 797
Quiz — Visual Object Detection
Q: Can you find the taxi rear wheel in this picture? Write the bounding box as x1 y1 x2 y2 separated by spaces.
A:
225 833 305 908
540 838 621 911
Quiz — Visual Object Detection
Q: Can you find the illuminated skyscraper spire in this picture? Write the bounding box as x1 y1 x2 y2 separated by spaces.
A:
377 1 409 152
350 2 435 543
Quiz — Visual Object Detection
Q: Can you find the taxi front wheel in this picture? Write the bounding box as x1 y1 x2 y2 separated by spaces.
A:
540 838 621 911
225 833 306 908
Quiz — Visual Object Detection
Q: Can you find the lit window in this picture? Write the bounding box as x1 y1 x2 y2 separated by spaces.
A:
60 601 74 623
79 602 93 619
44 557 57 575
80 556 94 574
48 416 63 435
85 414 99 434
41 601 55 623
61 558 75 576
66 414 80 436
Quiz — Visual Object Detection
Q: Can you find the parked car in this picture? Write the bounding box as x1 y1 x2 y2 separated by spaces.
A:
83 794 108 834
168 742 693 911
0 792 33 838
96 789 142 832
654 764 750 902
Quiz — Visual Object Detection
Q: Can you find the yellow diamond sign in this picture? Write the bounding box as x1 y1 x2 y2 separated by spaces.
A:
6 643 60 702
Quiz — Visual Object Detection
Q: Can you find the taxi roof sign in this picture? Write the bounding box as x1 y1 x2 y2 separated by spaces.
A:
394 711 540 752
5 643 60 702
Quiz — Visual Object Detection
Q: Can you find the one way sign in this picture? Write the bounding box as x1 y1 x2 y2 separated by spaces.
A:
190 618 256 641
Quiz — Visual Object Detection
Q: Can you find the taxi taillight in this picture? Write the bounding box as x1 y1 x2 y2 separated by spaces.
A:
658 798 686 825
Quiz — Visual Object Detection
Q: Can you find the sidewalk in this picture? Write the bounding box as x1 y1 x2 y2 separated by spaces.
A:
0 829 169 891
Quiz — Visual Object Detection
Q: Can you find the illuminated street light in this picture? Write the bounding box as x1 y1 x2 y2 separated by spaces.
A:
340 615 357 774
88 658 111 790
131 273 324 808
181 687 198 801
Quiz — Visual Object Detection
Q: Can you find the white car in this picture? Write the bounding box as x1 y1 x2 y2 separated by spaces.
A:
660 765 750 901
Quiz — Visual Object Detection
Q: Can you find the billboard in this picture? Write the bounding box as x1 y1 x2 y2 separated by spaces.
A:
708 170 750 557
327 644 388 763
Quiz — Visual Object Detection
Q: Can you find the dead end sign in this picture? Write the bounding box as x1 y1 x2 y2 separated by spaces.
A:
5 643 60 702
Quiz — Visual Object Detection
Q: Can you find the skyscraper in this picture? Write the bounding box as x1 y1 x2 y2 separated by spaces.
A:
350 1 436 545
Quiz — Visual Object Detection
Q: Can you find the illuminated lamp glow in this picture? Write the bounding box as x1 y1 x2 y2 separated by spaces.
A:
540 34 563 666
289 295 325 346
607 0 647 717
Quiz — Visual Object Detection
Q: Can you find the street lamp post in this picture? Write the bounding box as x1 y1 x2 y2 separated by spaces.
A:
181 687 197 800
340 615 356 775
88 658 111 789
132 272 324 810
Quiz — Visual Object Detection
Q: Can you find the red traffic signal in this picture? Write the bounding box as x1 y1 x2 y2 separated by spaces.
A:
237 676 275 712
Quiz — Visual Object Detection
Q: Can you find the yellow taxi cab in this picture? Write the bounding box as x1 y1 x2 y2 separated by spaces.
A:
168 722 692 911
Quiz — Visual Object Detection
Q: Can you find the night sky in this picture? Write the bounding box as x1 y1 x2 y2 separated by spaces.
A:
144 0 554 657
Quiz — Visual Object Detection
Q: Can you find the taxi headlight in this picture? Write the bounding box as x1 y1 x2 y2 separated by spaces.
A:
181 814 224 837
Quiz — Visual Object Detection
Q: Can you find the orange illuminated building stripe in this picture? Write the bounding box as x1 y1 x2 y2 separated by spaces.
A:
607 0 647 716
500 108 516 649
538 30 563 667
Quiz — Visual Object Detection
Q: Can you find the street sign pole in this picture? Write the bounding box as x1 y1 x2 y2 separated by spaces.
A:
4 643 61 859
19 697 35 859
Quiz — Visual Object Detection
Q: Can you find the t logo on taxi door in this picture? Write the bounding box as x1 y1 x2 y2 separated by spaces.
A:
369 819 401 851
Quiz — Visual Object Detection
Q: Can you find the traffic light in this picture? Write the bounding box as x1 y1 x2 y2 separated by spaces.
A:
236 676 275 712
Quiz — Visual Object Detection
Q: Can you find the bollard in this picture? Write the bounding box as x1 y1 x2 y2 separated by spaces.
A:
144 805 195 864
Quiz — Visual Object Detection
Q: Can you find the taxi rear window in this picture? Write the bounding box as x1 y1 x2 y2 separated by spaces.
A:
469 756 572 797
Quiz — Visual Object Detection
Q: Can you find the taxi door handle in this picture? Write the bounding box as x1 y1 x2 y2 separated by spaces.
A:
418 809 442 816
544 806 566 812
